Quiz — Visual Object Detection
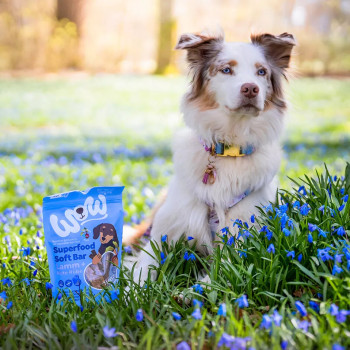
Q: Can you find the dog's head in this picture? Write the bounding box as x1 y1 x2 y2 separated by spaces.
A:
93 223 118 246
176 31 295 143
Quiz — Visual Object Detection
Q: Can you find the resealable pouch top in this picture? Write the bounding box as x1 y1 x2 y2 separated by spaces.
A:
43 186 124 305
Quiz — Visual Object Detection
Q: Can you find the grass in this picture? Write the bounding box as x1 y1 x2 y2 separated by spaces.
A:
0 75 349 349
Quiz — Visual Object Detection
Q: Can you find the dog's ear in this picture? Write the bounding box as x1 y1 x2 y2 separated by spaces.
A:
175 32 224 100
251 33 296 71
93 225 101 240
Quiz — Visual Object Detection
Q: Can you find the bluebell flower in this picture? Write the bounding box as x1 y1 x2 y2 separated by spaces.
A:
70 321 77 333
193 299 203 308
103 326 118 338
176 341 191 350
0 291 7 300
217 303 227 317
342 194 348 203
297 254 303 262
22 278 31 286
239 250 247 258
286 250 295 259
332 265 343 275
339 204 345 211
187 236 194 241
191 308 202 320
309 301 320 313
308 233 313 243
57 293 62 300
135 309 144 321
272 310 282 326
287 219 294 228
300 204 310 216
183 251 189 260
283 228 291 237
264 204 273 213
243 230 253 239
217 333 235 347
250 215 255 223
33 269 38 277
192 284 203 294
335 310 350 323
329 304 339 316
317 247 333 261
232 219 243 227
124 246 132 254
188 253 196 261
160 252 167 265
295 301 307 316
45 282 53 290
318 229 327 238
332 344 345 350
227 236 234 246
172 312 181 320
1 278 12 286
260 315 272 329
161 235 167 242
235 295 248 308
298 320 311 332
335 226 345 236
6 301 13 309
267 244 275 254
293 200 300 208
335 254 343 264
340 188 345 194
308 223 318 232
298 186 307 195
20 247 31 256
318 205 325 213
281 340 288 350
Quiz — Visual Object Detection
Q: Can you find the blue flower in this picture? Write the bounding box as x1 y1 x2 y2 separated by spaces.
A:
332 344 345 350
300 204 310 216
286 250 295 259
329 304 339 316
6 301 13 309
22 278 31 286
0 291 7 300
239 250 247 258
187 236 194 241
45 282 53 290
161 235 167 242
335 310 350 323
172 312 181 320
191 308 202 320
72 275 81 286
308 223 318 232
235 295 248 308
293 200 300 208
318 205 325 213
335 254 343 264
265 230 273 240
317 247 333 262
218 333 235 347
188 253 196 261
267 244 275 254
272 310 283 326
217 303 227 317
192 284 203 294
308 233 313 243
183 251 189 260
1 278 12 286
160 252 167 265
295 301 307 316
176 341 191 350
124 246 132 254
309 301 320 313
332 265 343 275
20 247 31 256
227 237 234 246
283 228 291 237
250 215 255 223
281 340 288 350
298 320 311 332
103 326 118 338
260 314 272 329
70 321 77 333
336 227 345 236
57 293 62 300
339 204 345 212
342 194 348 203
297 253 303 262
193 299 203 308
298 186 307 195
318 229 327 238
135 309 144 321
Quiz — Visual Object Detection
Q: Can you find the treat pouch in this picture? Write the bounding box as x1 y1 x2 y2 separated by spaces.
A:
43 186 124 305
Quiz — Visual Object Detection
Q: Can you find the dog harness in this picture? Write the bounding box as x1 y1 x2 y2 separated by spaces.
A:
200 138 254 235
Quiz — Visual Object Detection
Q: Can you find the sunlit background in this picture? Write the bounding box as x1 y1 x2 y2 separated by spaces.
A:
0 0 349 221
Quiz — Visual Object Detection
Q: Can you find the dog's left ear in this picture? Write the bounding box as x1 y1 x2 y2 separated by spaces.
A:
251 33 296 70
93 225 101 240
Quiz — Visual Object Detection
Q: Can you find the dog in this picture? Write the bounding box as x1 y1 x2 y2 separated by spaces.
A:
90 223 119 265
132 30 295 284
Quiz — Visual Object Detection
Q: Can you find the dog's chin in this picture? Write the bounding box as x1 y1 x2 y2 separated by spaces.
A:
226 103 261 117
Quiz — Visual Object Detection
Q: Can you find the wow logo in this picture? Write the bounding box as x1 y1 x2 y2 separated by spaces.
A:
50 195 108 237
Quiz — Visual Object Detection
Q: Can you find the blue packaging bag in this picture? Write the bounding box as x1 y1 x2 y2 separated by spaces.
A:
43 186 124 305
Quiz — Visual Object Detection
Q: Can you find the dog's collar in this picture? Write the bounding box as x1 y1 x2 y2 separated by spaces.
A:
200 139 255 157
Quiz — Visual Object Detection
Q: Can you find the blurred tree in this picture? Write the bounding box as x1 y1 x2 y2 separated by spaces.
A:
56 0 85 35
154 0 176 74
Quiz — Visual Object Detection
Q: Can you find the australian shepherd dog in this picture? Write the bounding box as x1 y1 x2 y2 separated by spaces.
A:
130 30 295 283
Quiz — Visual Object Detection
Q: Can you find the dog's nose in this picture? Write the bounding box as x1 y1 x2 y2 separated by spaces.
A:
240 83 259 99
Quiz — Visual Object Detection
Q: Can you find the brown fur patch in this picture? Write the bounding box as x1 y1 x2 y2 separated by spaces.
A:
193 83 218 111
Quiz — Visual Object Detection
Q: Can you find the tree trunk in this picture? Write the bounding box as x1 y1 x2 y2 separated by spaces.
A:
56 0 85 35
154 0 176 75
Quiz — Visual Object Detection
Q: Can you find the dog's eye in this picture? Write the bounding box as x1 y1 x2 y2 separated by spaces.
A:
257 68 266 76
221 67 232 74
